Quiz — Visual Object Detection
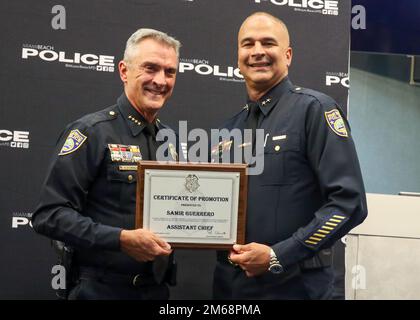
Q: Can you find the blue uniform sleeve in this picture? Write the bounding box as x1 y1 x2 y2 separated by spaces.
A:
32 122 122 250
273 96 368 269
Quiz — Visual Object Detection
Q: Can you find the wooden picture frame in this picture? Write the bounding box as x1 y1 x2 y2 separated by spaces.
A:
136 161 247 249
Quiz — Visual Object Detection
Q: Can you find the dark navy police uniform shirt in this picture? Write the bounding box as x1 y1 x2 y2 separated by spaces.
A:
32 93 179 275
213 77 367 299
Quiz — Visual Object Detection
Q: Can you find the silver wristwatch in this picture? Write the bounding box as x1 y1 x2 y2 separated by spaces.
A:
268 248 284 274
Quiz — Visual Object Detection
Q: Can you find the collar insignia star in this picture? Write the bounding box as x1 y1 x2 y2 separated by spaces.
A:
261 98 271 106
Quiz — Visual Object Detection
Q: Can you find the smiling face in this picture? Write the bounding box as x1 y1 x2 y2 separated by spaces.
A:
119 38 178 122
238 14 292 99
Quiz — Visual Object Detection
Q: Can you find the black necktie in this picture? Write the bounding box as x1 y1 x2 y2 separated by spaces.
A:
245 102 260 156
144 123 158 161
144 123 169 283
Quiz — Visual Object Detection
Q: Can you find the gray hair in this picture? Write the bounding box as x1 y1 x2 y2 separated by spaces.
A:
123 28 181 62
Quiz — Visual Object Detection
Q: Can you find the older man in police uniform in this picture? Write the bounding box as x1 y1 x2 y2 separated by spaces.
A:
212 12 367 299
32 28 182 300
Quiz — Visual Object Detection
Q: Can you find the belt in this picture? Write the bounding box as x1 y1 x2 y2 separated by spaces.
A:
78 267 158 287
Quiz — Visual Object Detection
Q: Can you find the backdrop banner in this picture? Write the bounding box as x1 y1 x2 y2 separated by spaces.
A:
0 0 350 299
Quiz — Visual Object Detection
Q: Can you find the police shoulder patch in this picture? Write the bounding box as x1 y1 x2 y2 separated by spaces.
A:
58 129 87 156
324 109 348 137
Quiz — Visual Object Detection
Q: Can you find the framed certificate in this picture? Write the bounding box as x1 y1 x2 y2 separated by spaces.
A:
136 161 248 249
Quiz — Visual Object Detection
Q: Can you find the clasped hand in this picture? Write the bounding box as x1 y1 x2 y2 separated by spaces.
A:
229 242 271 277
120 228 172 262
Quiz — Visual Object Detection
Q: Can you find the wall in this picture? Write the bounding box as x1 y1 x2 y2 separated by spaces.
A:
349 52 420 195
346 53 420 299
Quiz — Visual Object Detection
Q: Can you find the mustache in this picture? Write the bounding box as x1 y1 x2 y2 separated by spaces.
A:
246 58 273 66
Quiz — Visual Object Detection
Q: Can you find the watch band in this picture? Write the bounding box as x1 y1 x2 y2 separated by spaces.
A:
268 248 284 274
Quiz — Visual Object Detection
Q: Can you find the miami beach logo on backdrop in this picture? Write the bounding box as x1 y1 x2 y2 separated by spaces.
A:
11 212 33 229
0 129 29 149
254 0 339 16
21 44 115 73
179 58 244 83
326 72 349 88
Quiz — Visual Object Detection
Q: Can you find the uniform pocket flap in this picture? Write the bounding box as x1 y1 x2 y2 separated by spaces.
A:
107 164 137 183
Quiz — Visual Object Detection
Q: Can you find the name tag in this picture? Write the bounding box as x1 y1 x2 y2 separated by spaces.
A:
272 135 287 141
119 165 138 171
